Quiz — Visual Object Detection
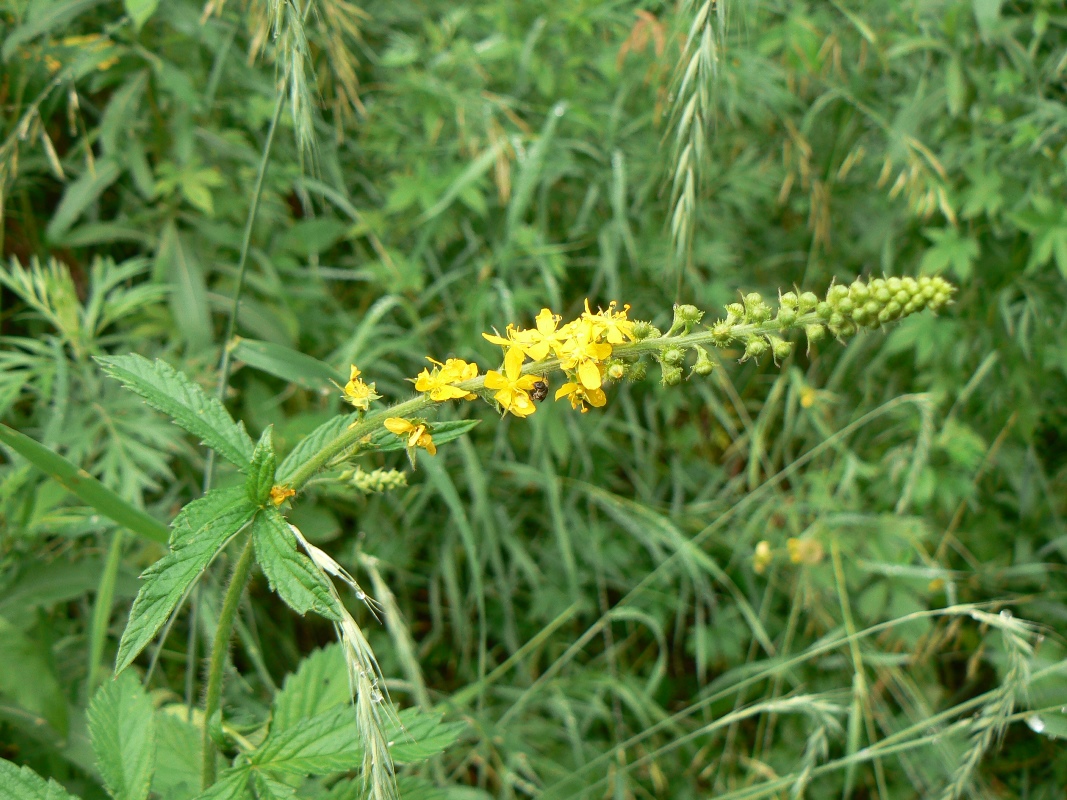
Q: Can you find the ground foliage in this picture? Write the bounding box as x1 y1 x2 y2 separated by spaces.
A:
1 0 1067 797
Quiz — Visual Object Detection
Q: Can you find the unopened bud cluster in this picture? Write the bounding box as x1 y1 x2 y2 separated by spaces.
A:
339 467 408 494
815 275 955 339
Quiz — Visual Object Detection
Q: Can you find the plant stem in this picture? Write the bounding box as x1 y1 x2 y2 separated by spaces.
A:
202 88 286 494
201 534 256 790
283 313 824 491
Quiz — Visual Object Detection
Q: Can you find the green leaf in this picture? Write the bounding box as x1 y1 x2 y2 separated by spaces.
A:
88 671 156 800
271 644 350 732
191 769 249 800
276 413 357 484
367 419 480 453
231 339 343 390
156 221 212 352
249 774 295 800
152 709 201 799
116 487 256 673
0 758 82 800
251 707 361 776
124 0 159 30
246 426 277 506
0 616 69 735
0 424 168 544
96 355 254 469
389 708 465 764
252 508 342 620
46 159 123 242
920 227 979 280
1 0 107 60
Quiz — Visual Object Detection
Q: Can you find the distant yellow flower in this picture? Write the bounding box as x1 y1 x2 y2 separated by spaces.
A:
414 357 478 401
342 365 381 411
554 381 606 413
787 537 824 565
582 300 636 344
558 319 612 390
483 347 540 418
384 417 437 455
753 541 773 574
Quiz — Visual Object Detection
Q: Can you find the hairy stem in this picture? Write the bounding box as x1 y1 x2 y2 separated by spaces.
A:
201 534 256 790
284 313 824 491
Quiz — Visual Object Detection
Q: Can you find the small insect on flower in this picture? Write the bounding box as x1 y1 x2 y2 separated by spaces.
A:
530 378 549 402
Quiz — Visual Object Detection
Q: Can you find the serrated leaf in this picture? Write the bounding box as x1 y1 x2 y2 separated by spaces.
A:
276 413 357 484
271 644 350 732
252 508 342 620
191 768 250 800
368 419 480 453
116 488 256 673
0 758 82 800
249 774 295 800
246 426 277 506
88 671 156 800
251 706 361 776
389 708 465 764
156 221 212 352
96 355 254 469
231 339 343 390
152 709 201 800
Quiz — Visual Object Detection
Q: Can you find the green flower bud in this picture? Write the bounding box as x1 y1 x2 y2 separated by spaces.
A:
864 300 880 318
768 335 793 362
874 285 892 304
849 281 870 304
711 321 735 344
660 345 686 366
632 320 661 340
691 347 715 376
661 363 683 386
744 293 772 323
780 291 799 310
776 306 797 327
605 359 627 381
741 336 768 362
816 301 833 320
805 323 826 347
829 317 857 338
798 292 819 313
725 302 746 321
628 360 648 381
827 284 849 304
894 290 909 305
852 306 869 325
672 303 704 330
835 297 854 314
886 277 903 293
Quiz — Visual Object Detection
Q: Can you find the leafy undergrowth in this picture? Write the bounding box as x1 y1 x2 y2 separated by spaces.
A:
1 0 1066 798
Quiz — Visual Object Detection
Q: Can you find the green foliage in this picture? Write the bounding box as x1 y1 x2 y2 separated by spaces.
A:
87 672 156 800
96 356 254 470
251 507 341 620
4 0 1067 797
115 487 256 673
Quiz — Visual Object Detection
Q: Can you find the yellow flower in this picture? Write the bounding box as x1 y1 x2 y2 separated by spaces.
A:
342 365 381 411
483 347 541 418
512 308 570 361
414 357 478 401
787 537 824 565
582 300 636 344
558 319 613 390
753 540 773 575
554 381 606 413
384 417 437 455
269 485 296 506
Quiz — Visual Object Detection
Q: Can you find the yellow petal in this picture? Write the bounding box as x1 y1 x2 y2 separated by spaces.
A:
504 346 525 380
349 365 361 381
482 332 512 347
484 370 506 390
535 308 558 334
586 387 607 407
555 382 579 400
384 418 414 435
578 359 602 390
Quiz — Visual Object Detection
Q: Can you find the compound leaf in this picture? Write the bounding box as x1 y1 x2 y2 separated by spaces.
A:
96 355 254 469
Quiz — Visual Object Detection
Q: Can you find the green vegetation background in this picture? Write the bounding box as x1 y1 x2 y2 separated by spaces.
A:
2 0 1067 797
